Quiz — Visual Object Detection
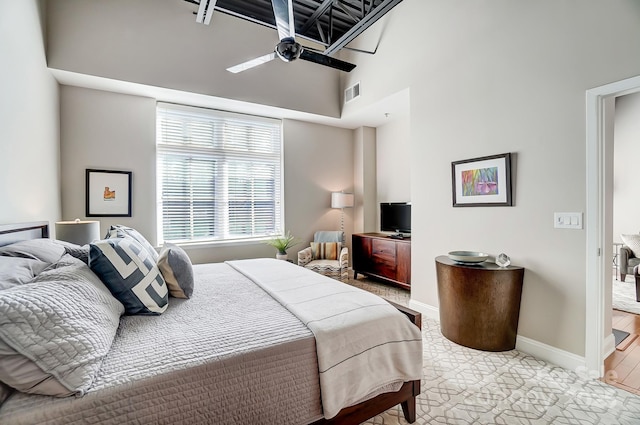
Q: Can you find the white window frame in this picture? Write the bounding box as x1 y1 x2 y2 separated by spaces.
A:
156 102 284 246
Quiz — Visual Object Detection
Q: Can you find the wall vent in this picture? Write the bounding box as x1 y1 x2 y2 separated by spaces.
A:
345 82 361 104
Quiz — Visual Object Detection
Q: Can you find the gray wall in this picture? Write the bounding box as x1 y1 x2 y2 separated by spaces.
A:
613 92 640 244
342 0 640 356
376 114 410 205
353 127 377 234
59 86 354 264
0 0 60 226
60 86 157 240
46 0 342 118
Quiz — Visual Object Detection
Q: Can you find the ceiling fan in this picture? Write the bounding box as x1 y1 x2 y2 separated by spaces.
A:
226 0 356 74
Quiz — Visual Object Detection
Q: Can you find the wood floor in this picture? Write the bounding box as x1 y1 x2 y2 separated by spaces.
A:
604 309 640 395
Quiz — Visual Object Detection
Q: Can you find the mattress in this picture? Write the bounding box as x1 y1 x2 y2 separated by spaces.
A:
0 263 323 425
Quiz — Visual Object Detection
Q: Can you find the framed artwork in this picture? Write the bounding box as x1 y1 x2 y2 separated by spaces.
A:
86 169 132 217
452 153 512 207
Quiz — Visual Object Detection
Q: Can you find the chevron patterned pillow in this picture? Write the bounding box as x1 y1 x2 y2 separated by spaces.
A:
89 237 168 315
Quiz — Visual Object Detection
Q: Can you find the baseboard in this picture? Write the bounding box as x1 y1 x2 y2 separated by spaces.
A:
408 299 439 321
515 335 586 372
408 299 590 373
603 332 615 357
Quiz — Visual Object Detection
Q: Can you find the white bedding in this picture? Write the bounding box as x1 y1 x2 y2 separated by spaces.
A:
227 258 423 419
0 262 322 425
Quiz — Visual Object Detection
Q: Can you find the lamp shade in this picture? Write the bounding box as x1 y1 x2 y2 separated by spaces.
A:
331 192 354 209
55 220 100 245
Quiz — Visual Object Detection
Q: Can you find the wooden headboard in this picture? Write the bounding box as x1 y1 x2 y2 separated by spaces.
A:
0 221 49 247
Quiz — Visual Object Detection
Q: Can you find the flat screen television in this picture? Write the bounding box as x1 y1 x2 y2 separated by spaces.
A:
380 202 411 237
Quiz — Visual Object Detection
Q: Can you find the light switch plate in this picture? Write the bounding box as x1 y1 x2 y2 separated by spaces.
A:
554 212 583 229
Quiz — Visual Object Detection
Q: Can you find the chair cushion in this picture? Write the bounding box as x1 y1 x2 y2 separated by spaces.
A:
305 259 342 275
621 234 640 258
627 257 640 271
311 242 341 260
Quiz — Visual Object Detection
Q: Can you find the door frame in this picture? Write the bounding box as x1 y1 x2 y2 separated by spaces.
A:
586 74 640 375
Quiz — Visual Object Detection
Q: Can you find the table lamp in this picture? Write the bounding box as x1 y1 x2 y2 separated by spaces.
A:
55 219 101 245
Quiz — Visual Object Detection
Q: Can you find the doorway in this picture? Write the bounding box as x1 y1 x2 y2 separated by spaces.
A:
586 74 640 377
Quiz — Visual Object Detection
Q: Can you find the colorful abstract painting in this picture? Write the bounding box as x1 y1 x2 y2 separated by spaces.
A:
461 167 499 196
452 153 512 206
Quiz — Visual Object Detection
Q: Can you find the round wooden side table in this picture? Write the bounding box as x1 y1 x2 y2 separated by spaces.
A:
435 256 525 351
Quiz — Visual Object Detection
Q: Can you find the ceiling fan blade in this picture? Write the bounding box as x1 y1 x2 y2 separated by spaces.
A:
226 52 277 73
271 0 295 41
195 0 217 25
299 49 356 73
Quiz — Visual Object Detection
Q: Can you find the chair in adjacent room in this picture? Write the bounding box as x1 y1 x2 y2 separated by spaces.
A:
619 234 640 281
297 231 349 282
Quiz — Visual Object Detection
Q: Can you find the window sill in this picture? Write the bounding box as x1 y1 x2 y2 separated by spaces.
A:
159 236 274 251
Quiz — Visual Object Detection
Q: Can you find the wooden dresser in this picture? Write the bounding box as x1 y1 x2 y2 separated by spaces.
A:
352 233 411 290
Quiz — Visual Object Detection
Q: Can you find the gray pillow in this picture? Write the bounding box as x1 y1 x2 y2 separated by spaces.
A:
0 239 65 264
0 257 49 290
157 243 194 299
53 240 90 264
0 382 12 406
0 255 124 397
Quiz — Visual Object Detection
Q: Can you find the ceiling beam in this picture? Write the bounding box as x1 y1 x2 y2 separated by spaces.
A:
298 0 335 35
324 0 401 55
336 2 359 24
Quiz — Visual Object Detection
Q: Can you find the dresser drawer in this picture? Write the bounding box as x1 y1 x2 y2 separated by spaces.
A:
373 257 397 280
372 239 396 262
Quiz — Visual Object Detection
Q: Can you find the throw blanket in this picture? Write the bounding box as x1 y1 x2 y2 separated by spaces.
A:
227 258 423 419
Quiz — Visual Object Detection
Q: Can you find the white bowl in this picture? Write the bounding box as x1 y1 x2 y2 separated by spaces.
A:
447 251 489 264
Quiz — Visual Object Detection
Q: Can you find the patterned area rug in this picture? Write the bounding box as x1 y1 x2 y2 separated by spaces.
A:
612 276 640 315
347 276 640 425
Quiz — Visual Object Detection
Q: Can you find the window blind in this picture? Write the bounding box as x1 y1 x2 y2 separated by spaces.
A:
156 103 283 244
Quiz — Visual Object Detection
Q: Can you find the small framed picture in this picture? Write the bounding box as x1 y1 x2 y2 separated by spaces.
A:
452 153 512 207
86 169 132 217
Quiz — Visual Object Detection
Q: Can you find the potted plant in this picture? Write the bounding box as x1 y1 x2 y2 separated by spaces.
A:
265 231 300 260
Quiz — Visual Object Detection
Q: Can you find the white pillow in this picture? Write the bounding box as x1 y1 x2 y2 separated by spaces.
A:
0 256 124 397
621 234 640 258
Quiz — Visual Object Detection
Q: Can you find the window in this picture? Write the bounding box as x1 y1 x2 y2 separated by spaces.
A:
156 103 283 244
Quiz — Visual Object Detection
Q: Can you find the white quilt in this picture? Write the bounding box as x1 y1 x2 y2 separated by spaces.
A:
226 258 423 419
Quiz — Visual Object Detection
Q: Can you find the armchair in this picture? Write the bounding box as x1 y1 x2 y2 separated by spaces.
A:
619 245 640 281
298 231 349 282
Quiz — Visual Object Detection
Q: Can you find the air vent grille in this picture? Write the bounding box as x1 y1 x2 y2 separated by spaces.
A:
345 82 361 104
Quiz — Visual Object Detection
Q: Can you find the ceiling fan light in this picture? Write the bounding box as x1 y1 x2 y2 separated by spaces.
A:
275 37 302 62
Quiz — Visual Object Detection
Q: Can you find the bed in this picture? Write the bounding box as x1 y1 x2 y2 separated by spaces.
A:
0 222 422 425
